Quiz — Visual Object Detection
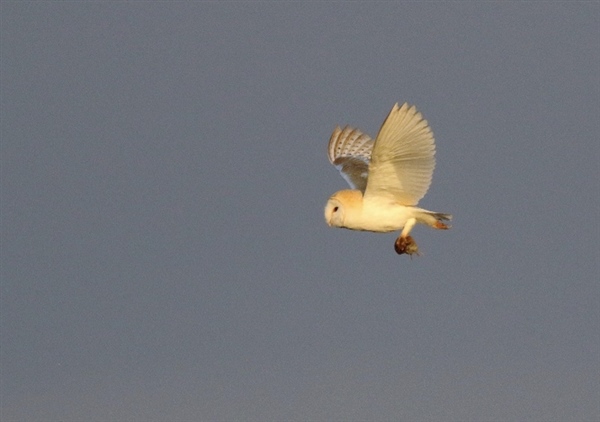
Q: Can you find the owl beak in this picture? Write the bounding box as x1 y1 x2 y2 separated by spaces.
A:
324 208 331 226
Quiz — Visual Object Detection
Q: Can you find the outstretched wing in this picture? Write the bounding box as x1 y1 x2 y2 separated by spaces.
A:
364 103 435 205
327 125 375 192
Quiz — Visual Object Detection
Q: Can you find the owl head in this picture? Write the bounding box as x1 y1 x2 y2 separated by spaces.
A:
324 189 363 228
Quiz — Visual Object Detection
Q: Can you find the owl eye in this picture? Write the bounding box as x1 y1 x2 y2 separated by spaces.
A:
333 206 339 212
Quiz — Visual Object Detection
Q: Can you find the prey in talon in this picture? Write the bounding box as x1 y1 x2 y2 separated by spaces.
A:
394 235 420 256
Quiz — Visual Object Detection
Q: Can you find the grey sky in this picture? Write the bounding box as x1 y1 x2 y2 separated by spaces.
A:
1 2 598 421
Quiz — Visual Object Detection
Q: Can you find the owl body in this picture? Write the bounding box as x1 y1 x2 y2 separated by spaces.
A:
324 189 410 232
325 189 447 233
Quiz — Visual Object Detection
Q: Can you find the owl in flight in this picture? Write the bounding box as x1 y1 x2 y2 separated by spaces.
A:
324 102 451 256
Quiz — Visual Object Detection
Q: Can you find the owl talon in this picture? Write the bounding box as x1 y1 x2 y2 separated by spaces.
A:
394 235 420 256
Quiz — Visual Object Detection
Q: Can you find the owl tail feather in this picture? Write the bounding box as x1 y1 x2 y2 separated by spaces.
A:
419 211 452 230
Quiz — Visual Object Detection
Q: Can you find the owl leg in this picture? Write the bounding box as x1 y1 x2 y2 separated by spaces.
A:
394 218 420 256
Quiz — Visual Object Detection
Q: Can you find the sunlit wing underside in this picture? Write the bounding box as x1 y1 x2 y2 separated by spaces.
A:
364 103 436 205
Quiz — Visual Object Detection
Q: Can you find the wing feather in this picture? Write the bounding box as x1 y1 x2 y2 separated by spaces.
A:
364 103 436 205
327 125 374 192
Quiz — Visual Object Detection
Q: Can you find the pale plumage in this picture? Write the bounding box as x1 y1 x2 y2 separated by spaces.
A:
324 102 451 256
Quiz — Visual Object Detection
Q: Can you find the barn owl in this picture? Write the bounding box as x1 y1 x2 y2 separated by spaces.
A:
324 102 451 256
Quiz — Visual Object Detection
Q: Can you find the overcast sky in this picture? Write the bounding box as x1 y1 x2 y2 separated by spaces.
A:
1 2 598 421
